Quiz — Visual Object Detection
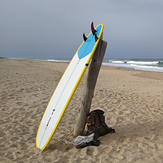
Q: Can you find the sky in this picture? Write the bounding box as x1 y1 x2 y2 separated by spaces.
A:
1 0 163 59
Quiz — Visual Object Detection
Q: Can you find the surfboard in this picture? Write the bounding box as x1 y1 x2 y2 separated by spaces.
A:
36 22 104 150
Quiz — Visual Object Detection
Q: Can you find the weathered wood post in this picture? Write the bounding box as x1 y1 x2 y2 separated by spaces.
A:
74 39 107 136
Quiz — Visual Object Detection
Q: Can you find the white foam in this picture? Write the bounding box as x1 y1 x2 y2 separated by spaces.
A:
102 62 163 73
47 59 70 63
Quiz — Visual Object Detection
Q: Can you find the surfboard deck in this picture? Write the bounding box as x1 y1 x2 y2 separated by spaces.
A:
36 23 104 150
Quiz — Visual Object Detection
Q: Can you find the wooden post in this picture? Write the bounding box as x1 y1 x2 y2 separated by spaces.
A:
74 39 107 136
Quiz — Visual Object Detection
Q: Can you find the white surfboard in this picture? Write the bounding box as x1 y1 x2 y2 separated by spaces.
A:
36 22 104 150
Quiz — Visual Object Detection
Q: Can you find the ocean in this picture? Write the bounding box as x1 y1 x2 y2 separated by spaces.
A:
103 59 163 73
46 58 163 73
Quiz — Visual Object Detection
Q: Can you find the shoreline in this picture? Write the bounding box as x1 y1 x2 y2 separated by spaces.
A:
1 58 163 162
2 57 163 74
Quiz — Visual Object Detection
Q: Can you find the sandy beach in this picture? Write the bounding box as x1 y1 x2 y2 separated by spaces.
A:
1 58 163 163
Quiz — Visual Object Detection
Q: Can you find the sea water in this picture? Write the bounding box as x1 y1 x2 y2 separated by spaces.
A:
46 58 163 73
102 59 163 73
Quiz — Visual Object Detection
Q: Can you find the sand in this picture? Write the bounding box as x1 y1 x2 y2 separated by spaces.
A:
0 58 163 163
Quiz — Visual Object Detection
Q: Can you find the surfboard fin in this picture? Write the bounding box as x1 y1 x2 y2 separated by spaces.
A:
91 22 96 33
83 33 87 42
95 36 98 42
91 22 98 42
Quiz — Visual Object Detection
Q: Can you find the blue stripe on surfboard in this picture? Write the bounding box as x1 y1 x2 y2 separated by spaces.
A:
78 25 102 60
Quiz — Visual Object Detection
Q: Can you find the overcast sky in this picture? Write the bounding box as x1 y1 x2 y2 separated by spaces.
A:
1 0 163 59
